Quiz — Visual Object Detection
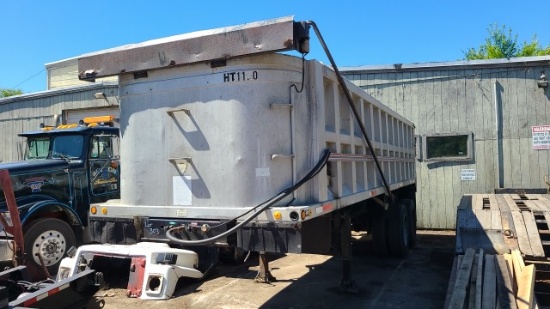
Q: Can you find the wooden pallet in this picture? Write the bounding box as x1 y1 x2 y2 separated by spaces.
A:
456 194 550 258
445 248 537 309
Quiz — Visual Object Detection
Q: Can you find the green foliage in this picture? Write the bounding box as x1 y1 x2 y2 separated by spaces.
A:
464 24 550 60
0 88 23 98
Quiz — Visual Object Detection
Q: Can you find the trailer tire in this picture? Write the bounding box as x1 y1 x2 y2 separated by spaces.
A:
24 218 76 275
220 247 246 264
371 207 389 256
402 199 417 248
387 202 410 257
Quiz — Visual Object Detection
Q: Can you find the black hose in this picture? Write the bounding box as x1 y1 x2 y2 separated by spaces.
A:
165 149 331 245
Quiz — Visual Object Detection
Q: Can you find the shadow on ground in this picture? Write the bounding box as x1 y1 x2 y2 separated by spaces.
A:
256 230 456 309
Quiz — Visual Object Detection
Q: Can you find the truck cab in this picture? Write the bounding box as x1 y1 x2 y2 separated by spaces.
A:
0 115 120 273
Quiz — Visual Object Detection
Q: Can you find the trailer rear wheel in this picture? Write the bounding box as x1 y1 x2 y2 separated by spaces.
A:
24 218 76 275
402 199 417 248
387 202 410 257
371 207 389 256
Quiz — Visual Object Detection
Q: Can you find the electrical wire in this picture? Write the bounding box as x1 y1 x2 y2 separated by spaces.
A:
165 149 331 245
11 69 46 89
291 53 308 93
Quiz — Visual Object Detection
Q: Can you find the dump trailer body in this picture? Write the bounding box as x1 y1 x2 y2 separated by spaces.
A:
86 18 415 255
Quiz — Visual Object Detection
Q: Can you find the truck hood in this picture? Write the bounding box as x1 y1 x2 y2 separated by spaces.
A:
0 159 70 174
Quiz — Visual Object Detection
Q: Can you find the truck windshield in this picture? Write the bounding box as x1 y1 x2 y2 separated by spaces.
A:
26 137 50 159
50 135 84 159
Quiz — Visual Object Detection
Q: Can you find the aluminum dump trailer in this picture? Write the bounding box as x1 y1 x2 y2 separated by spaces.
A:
83 17 416 261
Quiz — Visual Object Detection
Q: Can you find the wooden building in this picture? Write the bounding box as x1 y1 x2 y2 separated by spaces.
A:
0 58 119 163
342 56 550 229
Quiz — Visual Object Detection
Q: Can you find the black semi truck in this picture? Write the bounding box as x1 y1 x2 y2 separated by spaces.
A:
0 115 120 274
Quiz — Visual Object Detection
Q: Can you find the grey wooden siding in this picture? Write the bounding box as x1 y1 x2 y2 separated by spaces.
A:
343 60 550 229
0 84 119 162
46 58 118 90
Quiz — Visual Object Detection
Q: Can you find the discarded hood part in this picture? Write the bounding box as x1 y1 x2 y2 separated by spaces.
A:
57 242 202 300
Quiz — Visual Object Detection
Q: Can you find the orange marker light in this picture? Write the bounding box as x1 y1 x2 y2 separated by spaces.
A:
273 211 282 221
90 206 97 214
101 207 108 215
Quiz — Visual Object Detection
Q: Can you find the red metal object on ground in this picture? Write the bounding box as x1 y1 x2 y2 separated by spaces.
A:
0 169 25 266
127 256 147 298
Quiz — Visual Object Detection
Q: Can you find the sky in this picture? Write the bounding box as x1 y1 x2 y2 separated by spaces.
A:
1 1 549 94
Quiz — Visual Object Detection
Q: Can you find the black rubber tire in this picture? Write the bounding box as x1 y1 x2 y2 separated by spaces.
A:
387 202 410 257
371 207 389 256
402 199 417 248
24 218 76 275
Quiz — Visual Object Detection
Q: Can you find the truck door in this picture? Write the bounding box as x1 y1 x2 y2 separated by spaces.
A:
89 134 120 202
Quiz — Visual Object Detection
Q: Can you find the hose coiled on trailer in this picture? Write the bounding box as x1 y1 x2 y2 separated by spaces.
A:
165 149 331 245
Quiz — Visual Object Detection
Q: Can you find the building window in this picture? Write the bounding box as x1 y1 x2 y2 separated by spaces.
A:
423 133 473 161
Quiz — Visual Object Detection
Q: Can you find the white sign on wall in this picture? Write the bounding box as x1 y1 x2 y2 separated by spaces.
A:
173 176 192 205
532 125 550 150
461 169 476 181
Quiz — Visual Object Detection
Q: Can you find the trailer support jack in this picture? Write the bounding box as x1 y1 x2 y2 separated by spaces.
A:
255 252 276 283
338 211 358 293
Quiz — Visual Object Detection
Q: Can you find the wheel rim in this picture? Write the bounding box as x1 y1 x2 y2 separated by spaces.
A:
31 230 67 266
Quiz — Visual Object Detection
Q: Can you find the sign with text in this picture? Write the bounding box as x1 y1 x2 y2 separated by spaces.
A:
461 169 476 181
532 125 550 150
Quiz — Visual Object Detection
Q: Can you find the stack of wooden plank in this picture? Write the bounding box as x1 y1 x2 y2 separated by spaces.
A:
455 194 548 258
445 248 537 309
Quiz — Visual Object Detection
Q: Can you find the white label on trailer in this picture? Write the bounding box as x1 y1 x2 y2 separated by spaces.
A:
461 169 476 181
532 125 550 150
173 176 192 205
256 167 270 177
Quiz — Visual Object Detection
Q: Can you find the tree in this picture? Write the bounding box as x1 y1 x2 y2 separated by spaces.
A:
463 24 550 60
0 88 23 98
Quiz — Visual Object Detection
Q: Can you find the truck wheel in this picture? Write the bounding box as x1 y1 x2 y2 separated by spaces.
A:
371 207 389 256
402 199 417 248
24 218 76 275
387 202 410 257
220 247 246 264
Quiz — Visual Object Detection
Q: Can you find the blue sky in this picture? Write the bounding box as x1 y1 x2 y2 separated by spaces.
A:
1 1 549 94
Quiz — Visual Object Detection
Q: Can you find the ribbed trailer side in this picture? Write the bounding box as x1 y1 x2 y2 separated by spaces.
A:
310 59 416 210
90 54 414 220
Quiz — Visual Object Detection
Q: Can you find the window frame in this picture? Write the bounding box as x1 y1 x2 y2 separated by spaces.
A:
422 132 474 162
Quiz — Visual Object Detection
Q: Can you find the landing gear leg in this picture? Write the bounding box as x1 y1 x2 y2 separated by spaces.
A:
255 252 276 283
339 211 357 293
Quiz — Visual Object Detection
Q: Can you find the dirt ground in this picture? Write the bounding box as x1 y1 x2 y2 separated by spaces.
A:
88 230 456 309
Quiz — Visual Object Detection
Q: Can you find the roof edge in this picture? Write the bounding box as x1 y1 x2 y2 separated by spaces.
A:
341 55 550 73
0 82 119 105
